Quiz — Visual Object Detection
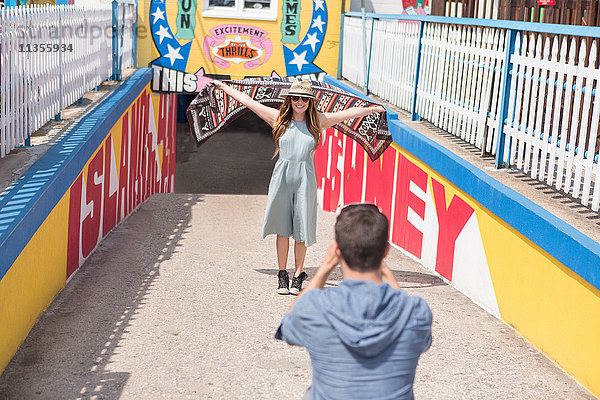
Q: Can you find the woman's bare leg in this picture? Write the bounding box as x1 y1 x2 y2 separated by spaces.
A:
276 235 290 270
276 236 291 294
293 241 307 276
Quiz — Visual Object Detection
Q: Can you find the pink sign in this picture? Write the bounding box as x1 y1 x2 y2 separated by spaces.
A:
203 24 273 70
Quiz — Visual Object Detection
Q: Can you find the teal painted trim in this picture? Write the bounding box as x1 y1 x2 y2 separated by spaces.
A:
344 12 600 38
111 0 120 80
337 13 345 79
495 29 517 168
365 18 375 95
0 68 153 283
411 21 424 121
361 8 368 95
322 74 600 293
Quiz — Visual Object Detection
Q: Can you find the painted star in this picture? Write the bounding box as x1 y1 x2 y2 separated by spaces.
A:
165 43 184 66
314 0 325 11
311 15 326 33
195 68 213 92
151 7 165 24
289 50 309 72
155 25 172 44
303 32 320 52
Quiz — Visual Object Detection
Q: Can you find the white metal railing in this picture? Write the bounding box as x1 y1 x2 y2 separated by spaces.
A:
341 14 600 211
0 4 124 158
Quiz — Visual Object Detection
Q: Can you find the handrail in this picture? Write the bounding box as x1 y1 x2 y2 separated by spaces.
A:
340 12 600 211
344 12 600 38
0 3 136 158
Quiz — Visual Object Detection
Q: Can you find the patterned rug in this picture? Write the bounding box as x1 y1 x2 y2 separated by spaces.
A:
186 77 392 161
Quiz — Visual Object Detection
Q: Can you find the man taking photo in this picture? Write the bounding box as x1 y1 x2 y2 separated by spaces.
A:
275 203 433 400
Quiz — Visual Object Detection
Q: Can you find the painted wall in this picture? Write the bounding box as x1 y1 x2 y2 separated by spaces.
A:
0 69 176 374
316 76 600 397
138 0 342 93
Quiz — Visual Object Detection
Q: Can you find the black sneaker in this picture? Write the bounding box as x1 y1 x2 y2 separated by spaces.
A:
290 272 308 295
277 270 290 295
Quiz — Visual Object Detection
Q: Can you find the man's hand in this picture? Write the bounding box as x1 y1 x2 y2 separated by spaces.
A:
380 260 401 290
319 240 341 276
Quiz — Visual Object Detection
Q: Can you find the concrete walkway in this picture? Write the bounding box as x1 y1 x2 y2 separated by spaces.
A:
0 123 596 399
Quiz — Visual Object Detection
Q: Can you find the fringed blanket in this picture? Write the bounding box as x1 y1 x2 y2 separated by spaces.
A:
186 77 392 161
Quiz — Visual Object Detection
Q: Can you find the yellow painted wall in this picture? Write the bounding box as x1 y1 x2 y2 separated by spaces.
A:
0 82 176 377
137 0 342 78
0 192 69 373
399 144 600 396
480 218 600 396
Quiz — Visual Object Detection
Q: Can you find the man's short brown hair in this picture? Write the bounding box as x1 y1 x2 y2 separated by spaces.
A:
334 204 389 272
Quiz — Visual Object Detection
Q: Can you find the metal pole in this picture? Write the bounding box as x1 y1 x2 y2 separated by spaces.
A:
111 0 119 80
55 6 63 121
411 21 424 121
365 17 375 95
337 12 345 79
494 29 518 168
361 0 367 94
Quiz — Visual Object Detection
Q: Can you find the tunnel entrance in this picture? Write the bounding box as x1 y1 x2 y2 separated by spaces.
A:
175 111 277 194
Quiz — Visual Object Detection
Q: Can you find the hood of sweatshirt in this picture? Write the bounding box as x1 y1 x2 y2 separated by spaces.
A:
317 279 427 358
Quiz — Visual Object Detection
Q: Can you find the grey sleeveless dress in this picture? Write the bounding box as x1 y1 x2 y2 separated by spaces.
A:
262 120 317 246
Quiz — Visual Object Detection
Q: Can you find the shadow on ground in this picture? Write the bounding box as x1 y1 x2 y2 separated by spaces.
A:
255 268 445 289
0 194 202 400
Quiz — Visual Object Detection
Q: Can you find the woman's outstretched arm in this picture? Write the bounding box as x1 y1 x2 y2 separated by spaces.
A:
210 80 279 127
318 105 385 131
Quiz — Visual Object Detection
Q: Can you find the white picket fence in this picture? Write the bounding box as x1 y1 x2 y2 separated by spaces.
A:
342 17 420 112
119 2 135 70
341 17 370 92
370 19 420 112
342 16 600 211
417 24 507 153
503 35 600 210
0 3 135 159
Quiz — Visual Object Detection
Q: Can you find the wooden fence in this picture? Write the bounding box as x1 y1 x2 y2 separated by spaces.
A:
341 14 600 211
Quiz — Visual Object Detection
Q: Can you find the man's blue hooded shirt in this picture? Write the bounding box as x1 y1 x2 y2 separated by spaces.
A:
276 280 432 400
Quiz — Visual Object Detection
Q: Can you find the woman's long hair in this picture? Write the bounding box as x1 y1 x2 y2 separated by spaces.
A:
272 96 321 158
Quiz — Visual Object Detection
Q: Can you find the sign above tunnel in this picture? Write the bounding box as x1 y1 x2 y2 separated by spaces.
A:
141 0 339 93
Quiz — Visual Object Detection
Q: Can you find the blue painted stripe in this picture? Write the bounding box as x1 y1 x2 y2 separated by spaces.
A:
0 68 153 283
323 74 600 293
344 12 600 38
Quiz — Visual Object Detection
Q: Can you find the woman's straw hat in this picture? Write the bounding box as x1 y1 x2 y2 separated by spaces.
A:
282 80 317 99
